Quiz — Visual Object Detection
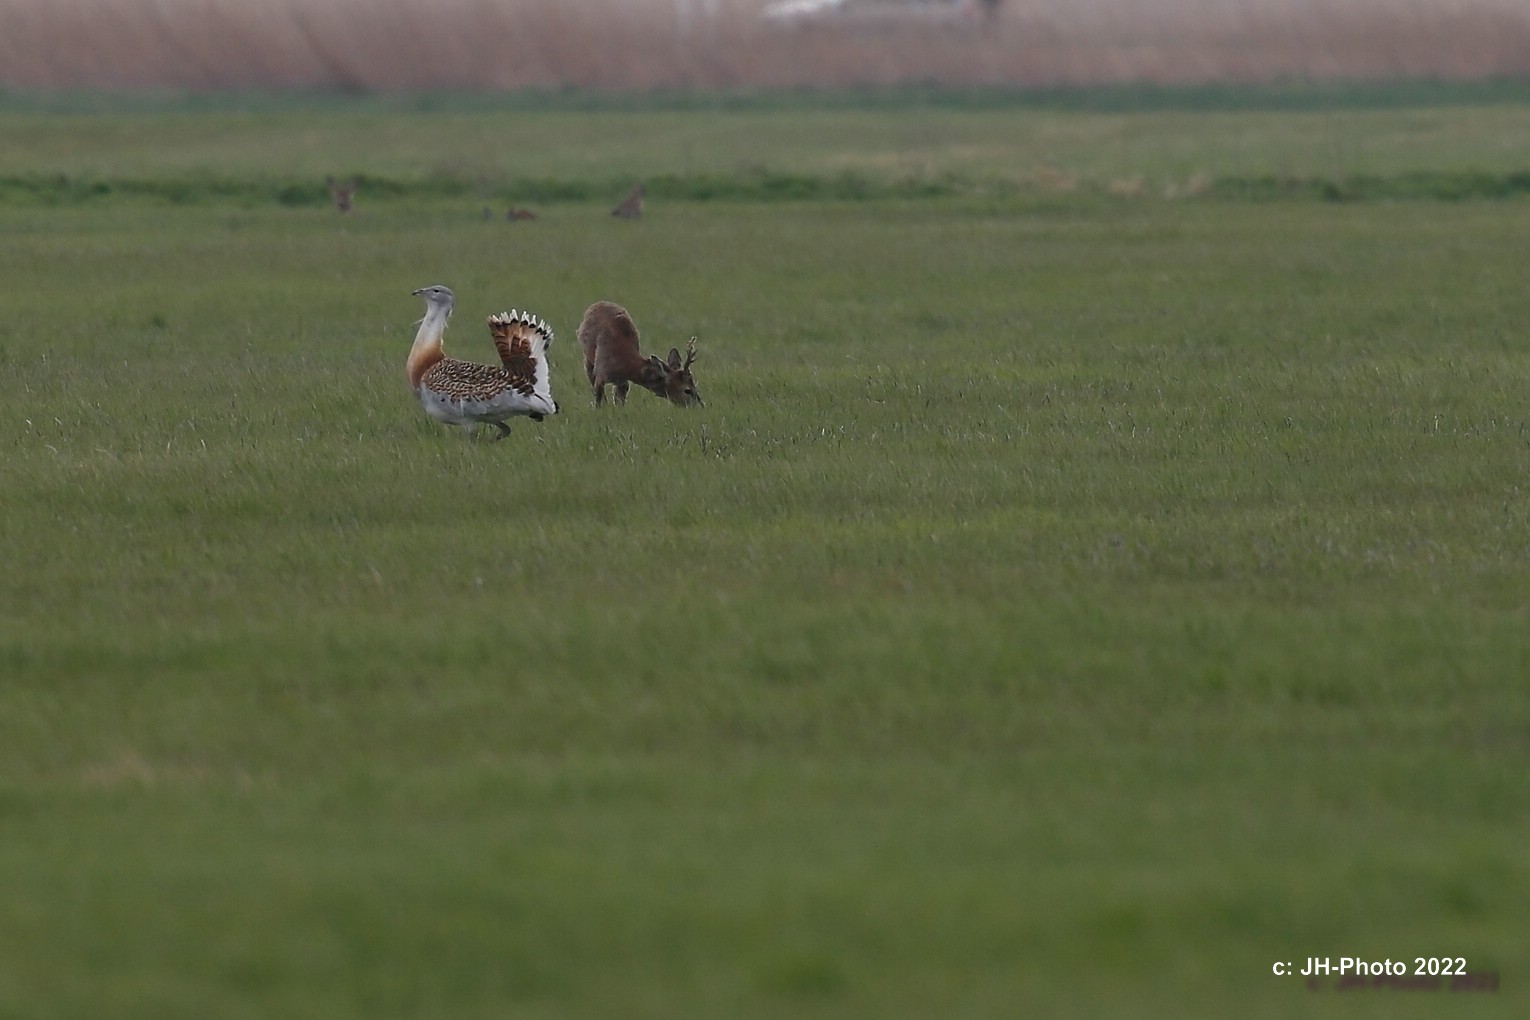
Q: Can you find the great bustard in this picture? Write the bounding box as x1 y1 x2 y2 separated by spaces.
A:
405 285 558 439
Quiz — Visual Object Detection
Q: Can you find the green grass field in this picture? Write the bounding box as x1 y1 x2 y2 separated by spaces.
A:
1 88 1527 1018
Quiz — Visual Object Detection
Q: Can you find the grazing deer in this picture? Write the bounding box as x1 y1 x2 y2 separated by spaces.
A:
506 207 537 221
577 301 702 407
326 175 358 212
611 182 645 220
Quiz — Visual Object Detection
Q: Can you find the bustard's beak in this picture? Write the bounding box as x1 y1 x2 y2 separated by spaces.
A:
411 288 424 296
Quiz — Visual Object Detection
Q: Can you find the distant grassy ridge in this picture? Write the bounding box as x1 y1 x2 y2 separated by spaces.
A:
1219 169 1530 202
9 168 1530 208
0 170 956 208
9 77 1530 115
9 81 1530 209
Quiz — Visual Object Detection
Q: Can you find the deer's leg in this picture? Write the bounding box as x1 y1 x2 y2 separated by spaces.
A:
613 381 630 405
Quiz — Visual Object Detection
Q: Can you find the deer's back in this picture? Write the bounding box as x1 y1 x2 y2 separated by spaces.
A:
578 301 641 369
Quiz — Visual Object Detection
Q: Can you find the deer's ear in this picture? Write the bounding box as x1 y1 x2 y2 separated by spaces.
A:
666 347 683 370
646 355 669 377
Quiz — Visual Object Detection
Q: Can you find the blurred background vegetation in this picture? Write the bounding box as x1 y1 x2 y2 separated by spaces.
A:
2 0 1527 93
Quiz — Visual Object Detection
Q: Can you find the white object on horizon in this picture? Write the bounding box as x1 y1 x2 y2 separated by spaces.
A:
762 0 988 24
762 0 848 21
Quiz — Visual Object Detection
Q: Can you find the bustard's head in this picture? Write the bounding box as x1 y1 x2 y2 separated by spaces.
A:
412 285 455 317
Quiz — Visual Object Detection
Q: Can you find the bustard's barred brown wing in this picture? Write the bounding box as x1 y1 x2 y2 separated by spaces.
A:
488 310 555 398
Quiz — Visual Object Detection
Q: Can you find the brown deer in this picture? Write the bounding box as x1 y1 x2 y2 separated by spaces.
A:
577 301 702 407
326 175 358 213
611 182 645 220
506 207 538 221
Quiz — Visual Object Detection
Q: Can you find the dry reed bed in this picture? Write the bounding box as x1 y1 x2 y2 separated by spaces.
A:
3 0 1529 91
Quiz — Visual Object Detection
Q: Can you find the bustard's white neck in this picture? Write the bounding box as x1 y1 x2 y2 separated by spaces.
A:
407 285 455 391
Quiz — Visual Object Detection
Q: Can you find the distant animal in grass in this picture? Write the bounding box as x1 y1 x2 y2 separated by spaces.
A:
611 182 645 219
326 175 358 212
506 207 537 221
577 300 702 407
405 285 558 439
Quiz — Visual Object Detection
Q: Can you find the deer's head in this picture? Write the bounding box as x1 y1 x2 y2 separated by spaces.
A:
644 337 703 407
